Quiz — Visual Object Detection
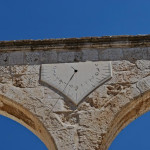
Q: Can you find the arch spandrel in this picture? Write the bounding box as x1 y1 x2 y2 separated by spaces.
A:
0 35 150 150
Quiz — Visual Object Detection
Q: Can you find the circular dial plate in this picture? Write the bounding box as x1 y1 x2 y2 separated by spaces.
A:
41 61 112 105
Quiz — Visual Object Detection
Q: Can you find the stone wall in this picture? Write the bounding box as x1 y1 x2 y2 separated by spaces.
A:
0 35 150 150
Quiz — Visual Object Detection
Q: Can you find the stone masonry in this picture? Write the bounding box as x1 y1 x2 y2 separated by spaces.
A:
0 35 150 150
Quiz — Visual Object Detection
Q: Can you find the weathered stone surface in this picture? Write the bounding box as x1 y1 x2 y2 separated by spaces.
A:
0 35 149 150
13 74 39 88
99 48 123 60
24 51 40 64
11 65 40 75
9 51 24 65
136 60 150 70
40 51 58 63
82 49 99 61
0 53 9 65
136 76 150 93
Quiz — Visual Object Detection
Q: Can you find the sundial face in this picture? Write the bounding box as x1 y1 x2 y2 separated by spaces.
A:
41 61 112 105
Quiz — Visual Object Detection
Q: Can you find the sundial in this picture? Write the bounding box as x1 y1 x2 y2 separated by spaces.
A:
40 61 112 105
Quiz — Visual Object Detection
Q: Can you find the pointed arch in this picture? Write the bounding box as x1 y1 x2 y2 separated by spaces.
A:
0 94 57 150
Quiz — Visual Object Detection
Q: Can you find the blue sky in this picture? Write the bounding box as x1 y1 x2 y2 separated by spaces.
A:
0 0 150 149
0 115 47 149
0 0 150 41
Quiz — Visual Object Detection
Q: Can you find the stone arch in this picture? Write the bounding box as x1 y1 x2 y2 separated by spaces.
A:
100 88 150 150
0 35 149 150
0 94 57 150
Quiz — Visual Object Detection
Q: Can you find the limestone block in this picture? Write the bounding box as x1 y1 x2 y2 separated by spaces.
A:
77 128 102 150
85 86 110 109
0 75 12 84
82 49 99 61
78 110 112 132
127 84 141 99
44 113 64 131
23 87 44 101
136 76 150 93
0 66 10 75
0 66 12 84
12 74 39 88
74 52 82 62
136 60 150 70
53 127 78 150
24 51 40 64
112 60 136 71
9 51 24 65
123 47 148 61
40 50 57 63
107 71 140 84
56 112 79 125
99 48 123 60
0 53 9 65
0 84 26 103
11 65 40 75
58 51 75 63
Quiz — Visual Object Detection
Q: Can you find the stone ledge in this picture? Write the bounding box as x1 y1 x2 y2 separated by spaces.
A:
1 34 150 51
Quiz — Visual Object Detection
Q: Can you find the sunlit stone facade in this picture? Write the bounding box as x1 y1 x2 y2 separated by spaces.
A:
0 35 150 150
